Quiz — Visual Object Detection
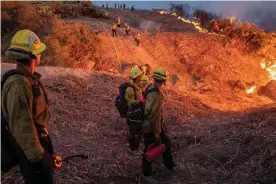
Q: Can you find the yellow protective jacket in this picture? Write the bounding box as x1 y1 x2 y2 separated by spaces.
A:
125 25 130 31
112 25 117 30
124 80 142 105
142 83 163 137
1 64 50 161
135 35 140 41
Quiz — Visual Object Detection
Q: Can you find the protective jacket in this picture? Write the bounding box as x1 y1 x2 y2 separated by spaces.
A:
125 79 142 105
142 83 163 137
1 64 50 161
125 25 130 31
135 34 140 41
112 25 117 30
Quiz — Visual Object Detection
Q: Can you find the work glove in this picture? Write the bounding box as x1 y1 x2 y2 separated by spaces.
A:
154 136 161 145
31 151 54 174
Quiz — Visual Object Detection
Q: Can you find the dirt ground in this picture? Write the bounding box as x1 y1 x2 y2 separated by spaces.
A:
1 66 275 184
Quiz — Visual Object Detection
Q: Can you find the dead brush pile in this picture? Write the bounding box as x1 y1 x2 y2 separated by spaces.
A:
193 9 276 53
221 21 271 53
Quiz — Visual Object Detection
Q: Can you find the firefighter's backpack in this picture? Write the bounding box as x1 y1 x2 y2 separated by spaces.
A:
127 85 159 132
115 83 136 117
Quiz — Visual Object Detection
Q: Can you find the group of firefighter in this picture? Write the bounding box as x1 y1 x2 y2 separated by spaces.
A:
103 2 135 11
118 65 176 182
1 30 175 183
111 17 141 47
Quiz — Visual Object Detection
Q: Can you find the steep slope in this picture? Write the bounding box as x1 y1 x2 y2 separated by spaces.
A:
92 30 273 111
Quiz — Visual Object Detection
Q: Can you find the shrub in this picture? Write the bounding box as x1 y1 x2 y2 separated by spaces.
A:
51 1 107 19
192 8 273 53
1 2 54 33
193 9 214 27
220 20 269 52
43 17 99 67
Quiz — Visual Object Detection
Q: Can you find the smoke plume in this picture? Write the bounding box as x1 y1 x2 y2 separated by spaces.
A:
174 1 276 31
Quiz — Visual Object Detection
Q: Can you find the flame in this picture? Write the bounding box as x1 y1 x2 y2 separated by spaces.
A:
160 10 169 15
246 86 256 94
171 12 177 16
177 16 208 33
161 11 222 35
260 60 276 81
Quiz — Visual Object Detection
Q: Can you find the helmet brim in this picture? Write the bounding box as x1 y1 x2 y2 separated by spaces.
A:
8 42 46 56
32 42 46 55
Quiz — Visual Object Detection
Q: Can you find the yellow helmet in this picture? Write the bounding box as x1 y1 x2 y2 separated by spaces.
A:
141 75 149 84
130 67 143 79
152 67 167 81
8 29 46 56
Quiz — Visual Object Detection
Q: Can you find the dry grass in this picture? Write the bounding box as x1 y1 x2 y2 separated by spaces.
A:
1 72 275 184
191 9 276 53
43 17 99 68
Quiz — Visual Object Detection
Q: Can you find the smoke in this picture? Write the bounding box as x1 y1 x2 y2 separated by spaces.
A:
175 1 276 31
140 20 162 31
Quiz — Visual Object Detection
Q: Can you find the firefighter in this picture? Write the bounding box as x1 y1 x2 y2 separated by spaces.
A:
125 67 143 150
142 67 175 182
135 33 140 47
117 17 121 28
2 29 55 183
125 67 143 107
111 22 117 37
212 20 219 33
125 23 131 36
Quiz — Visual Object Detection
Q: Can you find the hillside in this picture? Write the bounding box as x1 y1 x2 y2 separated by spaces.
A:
1 2 276 184
68 8 274 112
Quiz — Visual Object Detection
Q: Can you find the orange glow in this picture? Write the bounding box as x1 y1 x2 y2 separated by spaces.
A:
246 86 256 94
161 11 222 36
260 59 276 81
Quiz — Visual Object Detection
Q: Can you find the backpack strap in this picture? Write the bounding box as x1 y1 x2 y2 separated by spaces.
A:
1 69 29 129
